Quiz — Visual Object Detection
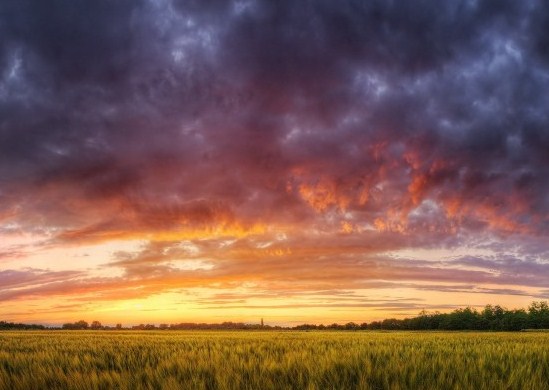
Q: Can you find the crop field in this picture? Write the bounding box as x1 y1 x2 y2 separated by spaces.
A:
1 331 548 390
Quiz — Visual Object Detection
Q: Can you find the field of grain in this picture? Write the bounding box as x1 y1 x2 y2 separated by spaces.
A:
0 331 548 389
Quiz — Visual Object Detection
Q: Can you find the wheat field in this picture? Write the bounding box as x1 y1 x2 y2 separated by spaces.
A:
0 331 548 389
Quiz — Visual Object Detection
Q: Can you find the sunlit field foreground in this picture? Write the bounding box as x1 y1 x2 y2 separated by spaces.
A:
1 331 548 389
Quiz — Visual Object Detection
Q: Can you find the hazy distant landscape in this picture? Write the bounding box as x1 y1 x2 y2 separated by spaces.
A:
2 301 549 332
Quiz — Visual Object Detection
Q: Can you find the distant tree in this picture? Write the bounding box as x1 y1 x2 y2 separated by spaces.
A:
76 320 89 329
368 321 382 330
62 320 89 330
295 324 318 330
381 318 401 330
344 322 359 330
503 309 529 331
481 305 505 330
116 323 122 330
528 301 549 329
441 307 480 330
90 321 102 330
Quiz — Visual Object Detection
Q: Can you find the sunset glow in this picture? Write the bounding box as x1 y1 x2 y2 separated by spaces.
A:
1 0 549 326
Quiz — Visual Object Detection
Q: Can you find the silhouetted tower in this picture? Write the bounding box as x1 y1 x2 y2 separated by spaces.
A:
261 318 264 327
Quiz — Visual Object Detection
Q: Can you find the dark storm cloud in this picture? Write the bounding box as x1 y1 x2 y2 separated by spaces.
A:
1 0 549 301
207 0 548 236
1 0 143 84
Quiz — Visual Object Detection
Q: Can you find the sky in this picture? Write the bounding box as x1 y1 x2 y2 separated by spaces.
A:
1 0 549 326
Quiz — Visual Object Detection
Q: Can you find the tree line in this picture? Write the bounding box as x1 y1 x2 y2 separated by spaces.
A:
0 321 45 330
2 301 548 331
297 301 549 331
60 321 276 331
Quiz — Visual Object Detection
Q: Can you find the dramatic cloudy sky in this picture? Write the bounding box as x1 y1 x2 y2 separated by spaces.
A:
1 0 549 325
